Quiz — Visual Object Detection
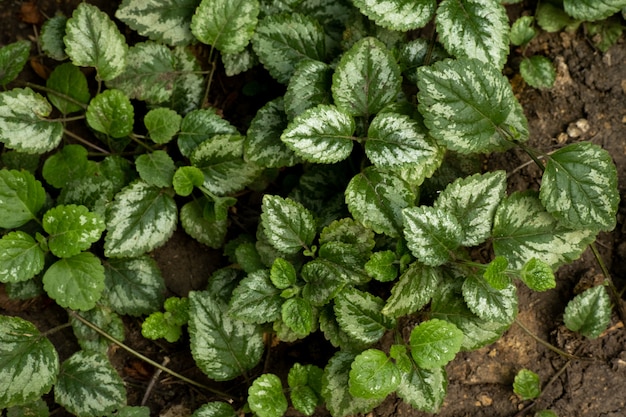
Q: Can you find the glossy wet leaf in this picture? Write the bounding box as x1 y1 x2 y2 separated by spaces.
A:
563 285 611 339
261 195 316 255
349 349 400 400
46 63 90 114
43 204 105 258
248 374 288 417
513 369 541 400
0 40 30 87
145 107 182 144
351 0 435 31
335 287 395 345
383 262 441 318
462 275 517 324
0 231 45 284
86 89 134 138
409 319 463 369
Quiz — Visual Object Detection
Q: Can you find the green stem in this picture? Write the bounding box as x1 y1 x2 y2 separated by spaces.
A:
201 48 218 108
514 318 593 362
63 129 111 155
23 82 89 111
518 142 546 173
69 311 236 402
589 242 626 323
129 133 154 152
41 322 72 337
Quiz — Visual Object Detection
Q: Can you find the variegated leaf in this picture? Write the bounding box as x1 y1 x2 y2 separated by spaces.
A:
462 275 518 324
70 306 125 354
492 191 597 270
41 15 68 60
228 270 283 324
396 361 447 413
563 285 611 339
169 46 204 114
383 262 441 318
0 40 31 87
0 88 63 154
352 0 436 30
178 108 238 157
64 3 128 81
85 89 134 139
115 0 201 46
43 204 105 258
417 58 528 153
249 374 288 417
0 231 45 284
0 169 46 229
261 195 316 255
563 0 626 21
180 198 228 249
335 287 395 345
436 0 509 69
0 316 59 408
284 60 333 120
104 180 178 257
192 402 237 417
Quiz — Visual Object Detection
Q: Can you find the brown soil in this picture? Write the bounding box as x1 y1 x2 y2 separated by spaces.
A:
1 1 625 417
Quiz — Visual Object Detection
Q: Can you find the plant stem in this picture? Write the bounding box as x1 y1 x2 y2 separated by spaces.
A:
589 242 626 324
63 129 111 154
201 48 217 108
518 142 546 173
41 322 72 337
69 311 235 402
514 318 593 362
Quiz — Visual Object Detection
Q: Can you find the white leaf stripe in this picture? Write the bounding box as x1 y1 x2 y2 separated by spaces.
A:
352 0 436 30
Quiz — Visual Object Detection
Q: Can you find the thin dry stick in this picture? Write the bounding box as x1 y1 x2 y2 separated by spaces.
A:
141 356 170 406
514 318 594 362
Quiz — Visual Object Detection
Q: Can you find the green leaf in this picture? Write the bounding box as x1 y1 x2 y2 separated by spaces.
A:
261 195 316 255
535 411 558 417
0 40 30 87
0 169 45 228
436 0 509 69
190 134 262 195
417 58 528 153
587 19 624 52
180 198 228 248
409 319 463 369
173 166 204 196
513 369 541 400
332 37 401 117
115 0 201 46
351 0 435 31
135 151 176 188
145 108 182 144
492 191 597 270
334 287 394 345
70 306 124 354
462 275 517 323
248 374 288 417
116 406 151 417
192 402 236 417
349 349 400 400
396 362 447 413
288 363 323 416
282 297 314 336
301 259 347 306
55 351 126 417
229 270 282 324
189 290 264 380
402 206 464 266
40 15 68 60
563 0 626 21
563 285 611 339
434 171 507 246
346 166 417 237
43 204 105 258
510 16 537 46
103 256 166 316
252 13 326 83
284 60 333 120
6 398 50 417
0 316 59 408
178 109 238 157
46 62 90 114
540 142 619 232
64 2 128 81
42 144 92 189
383 262 441 318
365 251 398 282
520 258 556 292
244 98 299 168
536 3 581 33
104 181 178 257
222 48 258 77
321 352 382 417
483 256 510 290
42 253 105 311
520 55 556 90
0 88 64 154
0 232 45 284
191 0 259 54
142 297 189 342
86 89 134 138
1 151 40 173
270 258 296 289
281 104 355 164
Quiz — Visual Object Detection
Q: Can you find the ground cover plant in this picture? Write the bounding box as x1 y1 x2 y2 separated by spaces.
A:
0 0 624 416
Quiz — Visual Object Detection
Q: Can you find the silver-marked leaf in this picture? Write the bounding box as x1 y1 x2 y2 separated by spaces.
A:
103 256 166 316
563 0 626 21
0 232 45 284
492 191 597 270
349 349 400 400
436 0 509 69
189 290 264 381
180 198 228 248
319 306 370 352
41 15 68 60
244 98 299 167
383 262 441 318
252 13 326 84
46 63 91 114
86 89 134 138
104 181 178 257
169 46 204 114
107 42 175 103
510 16 537 46
281 104 355 164
335 287 395 345
540 142 619 232
55 351 126 417
351 0 436 31
42 252 105 311
284 60 333 120
301 259 349 306
64 2 128 81
398 38 450 85
462 274 517 324
192 402 236 417
402 206 464 266
396 362 447 413
409 319 463 369
248 374 288 417
70 306 125 354
43 204 105 258
136 151 176 188
190 134 262 195
434 171 507 246
366 112 442 169
563 285 611 339
261 195 316 255
332 37 402 117
191 0 259 54
0 88 64 154
115 0 201 46
145 108 182 144
178 109 238 157
0 169 46 228
365 250 398 282
229 270 282 324
520 55 556 90
417 58 528 153
0 316 59 408
0 40 31 87
321 352 382 417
